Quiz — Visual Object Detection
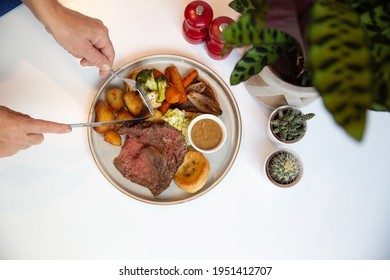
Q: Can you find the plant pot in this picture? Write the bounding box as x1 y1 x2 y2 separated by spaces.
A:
267 105 307 145
264 149 303 188
244 66 319 109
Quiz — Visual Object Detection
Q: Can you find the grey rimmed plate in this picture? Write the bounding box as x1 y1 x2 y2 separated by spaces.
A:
88 54 242 205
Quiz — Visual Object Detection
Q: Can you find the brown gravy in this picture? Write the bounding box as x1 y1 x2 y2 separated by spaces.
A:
191 119 223 150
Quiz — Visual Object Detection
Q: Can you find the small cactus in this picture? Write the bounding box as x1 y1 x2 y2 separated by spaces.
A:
271 108 315 141
267 150 302 185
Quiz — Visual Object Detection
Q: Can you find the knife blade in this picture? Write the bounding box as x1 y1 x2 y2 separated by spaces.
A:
69 116 147 128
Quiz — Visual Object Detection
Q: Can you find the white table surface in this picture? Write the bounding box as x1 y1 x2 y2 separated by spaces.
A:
0 0 389 260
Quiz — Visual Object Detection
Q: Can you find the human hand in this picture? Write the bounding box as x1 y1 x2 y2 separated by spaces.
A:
0 106 71 157
48 6 115 78
23 0 115 78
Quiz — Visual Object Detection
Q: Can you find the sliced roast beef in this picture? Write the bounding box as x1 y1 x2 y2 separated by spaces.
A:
114 121 187 196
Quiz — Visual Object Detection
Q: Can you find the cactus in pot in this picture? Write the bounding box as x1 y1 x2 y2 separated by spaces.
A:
265 150 303 187
268 106 315 143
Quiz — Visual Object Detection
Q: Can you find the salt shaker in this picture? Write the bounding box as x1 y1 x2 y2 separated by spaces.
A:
183 1 213 44
205 16 234 60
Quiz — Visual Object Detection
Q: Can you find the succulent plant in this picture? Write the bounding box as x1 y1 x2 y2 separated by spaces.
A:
270 108 315 141
267 150 302 185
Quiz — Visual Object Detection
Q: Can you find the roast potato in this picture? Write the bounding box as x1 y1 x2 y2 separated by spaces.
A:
106 88 124 111
146 109 163 122
115 108 133 130
115 108 133 121
103 130 122 146
124 91 143 116
94 101 115 134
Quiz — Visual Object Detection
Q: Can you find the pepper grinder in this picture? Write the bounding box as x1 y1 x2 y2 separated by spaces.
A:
183 1 213 44
205 16 234 60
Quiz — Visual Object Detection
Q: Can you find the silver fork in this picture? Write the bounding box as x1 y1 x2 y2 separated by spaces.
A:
108 69 155 116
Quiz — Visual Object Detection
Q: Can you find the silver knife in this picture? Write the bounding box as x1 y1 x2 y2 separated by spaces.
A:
69 117 147 128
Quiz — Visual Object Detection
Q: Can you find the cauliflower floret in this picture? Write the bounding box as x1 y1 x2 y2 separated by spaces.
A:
147 91 162 108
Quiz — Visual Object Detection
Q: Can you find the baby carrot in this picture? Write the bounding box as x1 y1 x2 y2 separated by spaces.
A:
182 69 198 88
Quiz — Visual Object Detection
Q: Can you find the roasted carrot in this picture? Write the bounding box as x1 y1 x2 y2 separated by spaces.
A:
165 85 180 104
182 69 198 88
152 68 164 78
167 66 185 91
165 66 173 81
166 65 188 104
159 100 171 114
178 91 188 103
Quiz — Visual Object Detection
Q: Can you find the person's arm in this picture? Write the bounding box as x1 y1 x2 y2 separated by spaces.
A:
22 0 115 77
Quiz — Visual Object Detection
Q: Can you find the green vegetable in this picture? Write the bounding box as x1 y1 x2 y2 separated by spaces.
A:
162 108 185 131
156 76 168 103
162 108 191 144
136 69 158 91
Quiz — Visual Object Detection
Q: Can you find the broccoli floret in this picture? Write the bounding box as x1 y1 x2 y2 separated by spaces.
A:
156 75 168 103
136 69 158 91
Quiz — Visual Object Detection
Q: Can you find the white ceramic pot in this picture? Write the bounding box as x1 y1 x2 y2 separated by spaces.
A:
264 149 303 188
244 66 319 109
267 105 306 145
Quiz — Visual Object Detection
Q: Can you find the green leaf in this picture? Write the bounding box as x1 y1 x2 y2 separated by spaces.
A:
359 2 390 112
230 44 286 85
308 0 373 141
222 13 264 48
228 0 265 14
222 12 291 48
360 2 390 39
372 62 390 110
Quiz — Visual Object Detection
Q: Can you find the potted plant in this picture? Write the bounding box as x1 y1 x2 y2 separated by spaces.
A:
222 0 390 141
267 105 315 144
265 149 303 187
223 0 319 109
243 61 320 109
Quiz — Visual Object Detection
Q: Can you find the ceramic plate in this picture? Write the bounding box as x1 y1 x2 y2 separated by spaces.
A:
88 54 241 205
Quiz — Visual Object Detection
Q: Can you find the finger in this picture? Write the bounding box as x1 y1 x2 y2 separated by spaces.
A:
80 46 111 78
80 58 110 78
27 133 45 146
80 58 94 67
1 106 31 118
99 68 110 78
83 44 112 72
84 32 115 75
91 28 115 66
98 39 115 67
24 119 72 134
0 147 20 157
